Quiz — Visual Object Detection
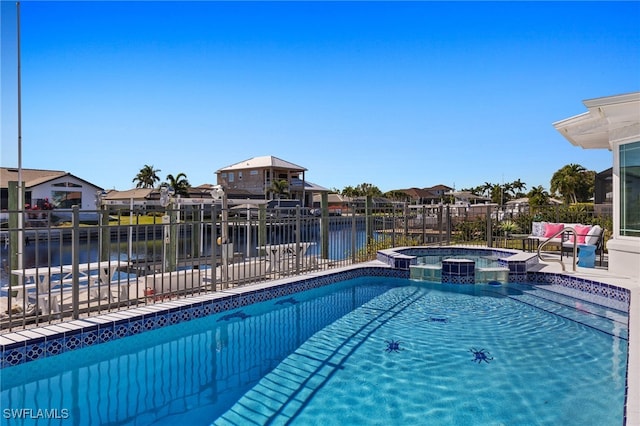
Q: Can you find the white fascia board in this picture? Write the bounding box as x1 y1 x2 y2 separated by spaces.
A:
553 112 610 149
583 92 640 109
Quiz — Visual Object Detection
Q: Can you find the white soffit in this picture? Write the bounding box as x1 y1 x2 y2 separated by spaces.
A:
553 92 640 150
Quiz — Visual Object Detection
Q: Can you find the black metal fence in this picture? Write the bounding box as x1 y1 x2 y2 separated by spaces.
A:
0 201 611 331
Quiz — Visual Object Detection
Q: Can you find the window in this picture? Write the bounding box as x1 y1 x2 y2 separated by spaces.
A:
52 181 82 188
52 191 82 208
620 141 640 237
228 172 234 183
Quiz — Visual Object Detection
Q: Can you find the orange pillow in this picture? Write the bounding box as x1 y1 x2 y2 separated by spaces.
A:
543 223 564 238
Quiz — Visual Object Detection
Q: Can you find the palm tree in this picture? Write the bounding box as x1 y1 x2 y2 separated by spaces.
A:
341 186 358 198
468 185 485 196
489 183 503 204
578 170 597 202
165 173 190 197
501 182 514 203
355 183 383 197
270 179 290 200
550 164 587 204
527 185 550 207
132 165 161 189
481 182 493 199
510 179 527 197
384 190 410 202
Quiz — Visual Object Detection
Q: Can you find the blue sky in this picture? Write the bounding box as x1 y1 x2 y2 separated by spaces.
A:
2 1 639 193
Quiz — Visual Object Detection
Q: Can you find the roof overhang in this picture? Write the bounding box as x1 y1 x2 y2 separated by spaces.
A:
553 92 640 150
216 155 307 173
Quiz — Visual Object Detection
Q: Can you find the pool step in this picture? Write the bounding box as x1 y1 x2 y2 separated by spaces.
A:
475 267 509 284
409 264 509 284
409 264 441 281
505 287 628 339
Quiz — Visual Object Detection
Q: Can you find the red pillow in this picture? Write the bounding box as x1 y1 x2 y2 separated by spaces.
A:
543 223 564 238
570 225 592 244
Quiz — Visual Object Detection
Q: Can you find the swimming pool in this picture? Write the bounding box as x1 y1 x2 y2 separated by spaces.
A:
0 276 628 425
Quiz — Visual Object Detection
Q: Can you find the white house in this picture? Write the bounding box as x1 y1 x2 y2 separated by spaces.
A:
0 167 103 211
553 91 640 279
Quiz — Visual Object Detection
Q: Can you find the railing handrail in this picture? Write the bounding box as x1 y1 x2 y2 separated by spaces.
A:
537 226 577 272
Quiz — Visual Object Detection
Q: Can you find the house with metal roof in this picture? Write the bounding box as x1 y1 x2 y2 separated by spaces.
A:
215 155 328 206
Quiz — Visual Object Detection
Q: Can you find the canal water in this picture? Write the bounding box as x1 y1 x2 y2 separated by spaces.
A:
0 222 374 287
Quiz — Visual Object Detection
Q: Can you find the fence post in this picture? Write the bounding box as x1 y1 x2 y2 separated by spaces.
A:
403 202 409 243
100 204 110 262
391 204 396 247
366 196 373 245
192 205 201 259
258 204 267 250
167 204 177 272
486 205 493 247
220 195 230 289
295 206 301 272
321 192 329 260
421 205 426 245
445 204 451 244
72 205 80 319
211 205 220 291
8 181 20 288
351 204 357 264
437 205 443 246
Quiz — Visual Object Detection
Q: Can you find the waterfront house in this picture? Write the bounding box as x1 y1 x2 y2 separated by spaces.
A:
0 167 103 211
215 155 329 207
553 91 640 279
397 186 452 204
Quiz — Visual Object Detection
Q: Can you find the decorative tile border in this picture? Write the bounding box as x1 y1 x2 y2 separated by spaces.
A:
0 267 406 369
527 271 630 312
381 246 535 283
441 259 475 284
0 255 629 369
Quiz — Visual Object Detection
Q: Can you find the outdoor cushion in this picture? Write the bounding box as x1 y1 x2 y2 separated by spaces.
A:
543 223 564 238
585 225 602 246
531 221 546 237
569 224 592 243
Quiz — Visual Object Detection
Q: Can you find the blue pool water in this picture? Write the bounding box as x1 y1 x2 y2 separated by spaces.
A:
0 277 628 425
